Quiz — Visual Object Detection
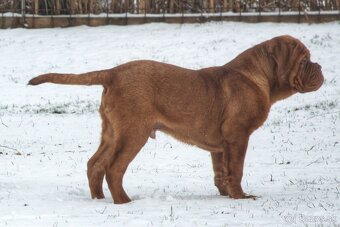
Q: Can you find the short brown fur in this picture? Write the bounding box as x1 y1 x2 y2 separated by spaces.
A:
29 36 324 204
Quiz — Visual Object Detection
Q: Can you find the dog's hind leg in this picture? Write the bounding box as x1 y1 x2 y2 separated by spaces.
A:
87 104 113 199
87 144 107 199
105 125 150 204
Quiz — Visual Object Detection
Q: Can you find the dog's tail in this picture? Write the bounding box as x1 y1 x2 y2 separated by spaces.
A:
28 69 112 86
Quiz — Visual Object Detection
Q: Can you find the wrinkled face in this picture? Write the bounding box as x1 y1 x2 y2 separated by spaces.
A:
269 36 324 93
292 54 324 93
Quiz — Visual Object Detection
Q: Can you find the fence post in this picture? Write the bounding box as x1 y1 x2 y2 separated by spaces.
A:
220 0 223 21
181 1 184 23
279 0 281 16
88 0 91 26
21 0 25 17
239 0 242 21
163 0 165 19
200 0 203 17
106 0 109 18
298 0 301 23
21 0 26 27
278 0 281 16
258 0 262 22
125 0 128 25
318 0 321 22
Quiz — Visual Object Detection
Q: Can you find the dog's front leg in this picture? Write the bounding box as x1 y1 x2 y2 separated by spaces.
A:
211 151 229 196
223 135 256 199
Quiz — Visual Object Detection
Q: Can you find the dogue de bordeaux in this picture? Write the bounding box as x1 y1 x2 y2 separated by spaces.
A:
29 35 324 204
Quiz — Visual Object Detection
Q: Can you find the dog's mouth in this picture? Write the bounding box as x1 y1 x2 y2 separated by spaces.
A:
295 63 324 93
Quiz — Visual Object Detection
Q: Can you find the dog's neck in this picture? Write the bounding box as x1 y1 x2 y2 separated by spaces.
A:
225 46 297 106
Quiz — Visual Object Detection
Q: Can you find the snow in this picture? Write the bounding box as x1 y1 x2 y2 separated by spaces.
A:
0 22 339 226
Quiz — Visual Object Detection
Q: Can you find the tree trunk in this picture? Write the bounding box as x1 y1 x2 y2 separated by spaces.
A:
56 0 59 14
202 0 208 12
145 0 148 13
169 0 174 13
69 0 74 14
335 0 340 8
44 0 48 14
291 0 299 9
111 0 115 13
124 0 128 13
209 0 215 12
33 0 39 14
223 0 228 11
228 0 233 11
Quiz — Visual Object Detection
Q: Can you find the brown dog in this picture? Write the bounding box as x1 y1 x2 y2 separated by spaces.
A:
28 35 324 204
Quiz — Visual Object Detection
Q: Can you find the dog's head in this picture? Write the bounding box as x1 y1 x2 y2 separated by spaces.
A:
267 35 324 93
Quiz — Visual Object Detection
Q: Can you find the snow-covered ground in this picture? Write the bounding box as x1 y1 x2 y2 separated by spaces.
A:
0 22 339 227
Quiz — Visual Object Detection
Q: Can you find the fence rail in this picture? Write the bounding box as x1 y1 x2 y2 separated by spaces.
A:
1 0 339 28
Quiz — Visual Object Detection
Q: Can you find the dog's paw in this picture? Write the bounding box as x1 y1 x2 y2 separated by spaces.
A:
217 187 229 196
229 192 258 200
113 193 132 204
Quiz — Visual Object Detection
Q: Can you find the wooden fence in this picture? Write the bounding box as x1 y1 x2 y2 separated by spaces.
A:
1 0 340 14
0 0 339 28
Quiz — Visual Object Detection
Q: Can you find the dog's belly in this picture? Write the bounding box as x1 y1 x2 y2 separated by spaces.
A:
152 122 224 153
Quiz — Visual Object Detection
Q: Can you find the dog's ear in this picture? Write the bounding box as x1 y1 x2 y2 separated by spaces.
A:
266 37 292 78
